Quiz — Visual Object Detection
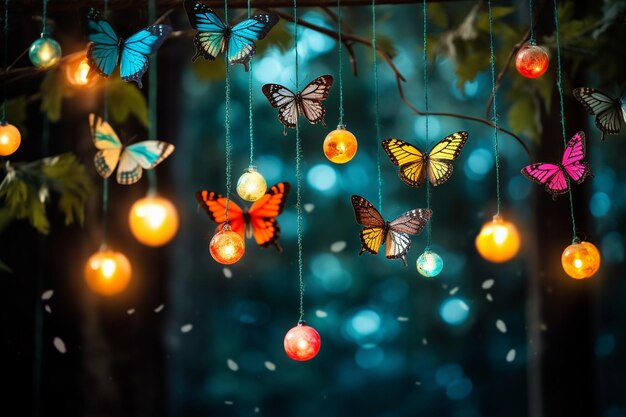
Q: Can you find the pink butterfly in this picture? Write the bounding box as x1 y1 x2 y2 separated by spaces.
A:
521 131 592 200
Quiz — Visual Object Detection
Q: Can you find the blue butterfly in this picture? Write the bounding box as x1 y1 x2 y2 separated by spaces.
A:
89 114 175 185
184 0 278 71
85 8 172 88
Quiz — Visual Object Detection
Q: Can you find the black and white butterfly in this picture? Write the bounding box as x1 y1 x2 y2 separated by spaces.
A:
262 75 333 135
573 87 626 140
351 195 432 266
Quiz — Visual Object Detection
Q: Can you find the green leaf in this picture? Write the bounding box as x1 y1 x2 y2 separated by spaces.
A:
107 77 148 127
427 3 449 29
507 92 540 142
191 58 226 82
257 20 291 55
5 96 28 133
40 70 73 122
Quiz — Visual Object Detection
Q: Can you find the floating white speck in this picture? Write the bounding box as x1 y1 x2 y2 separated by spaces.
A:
254 407 260 413
223 268 233 279
506 349 516 362
264 361 276 371
330 241 347 253
422 338 428 345
496 320 507 333
154 304 164 313
397 316 409 322
224 401 234 405
415 381 422 386
540 323 548 332
442 283 448 289
181 324 193 333
486 293 493 302
127 309 135 315
44 305 52 313
459 300 469 311
304 203 315 213
53 337 66 354
449 287 459 295
482 279 495 290
41 289 54 300
227 359 239 371
315 309 327 318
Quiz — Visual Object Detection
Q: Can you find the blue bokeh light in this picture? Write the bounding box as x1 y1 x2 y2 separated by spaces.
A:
446 377 473 400
595 333 615 357
355 346 385 369
508 175 531 201
590 192 611 217
307 164 338 192
439 297 470 325
255 155 284 183
435 363 463 387
414 116 442 142
311 253 352 293
464 148 493 181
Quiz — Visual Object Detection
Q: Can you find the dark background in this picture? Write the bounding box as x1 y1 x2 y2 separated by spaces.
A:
1 1 625 417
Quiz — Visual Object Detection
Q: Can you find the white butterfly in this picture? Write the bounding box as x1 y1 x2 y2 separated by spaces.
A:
573 87 626 140
89 114 175 185
262 75 333 135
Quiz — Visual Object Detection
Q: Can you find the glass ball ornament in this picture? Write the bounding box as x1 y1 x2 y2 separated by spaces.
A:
29 36 62 70
475 215 521 263
561 241 601 279
416 250 444 277
284 321 321 361
236 166 267 201
323 125 358 164
84 248 132 296
515 42 549 79
0 123 21 156
128 195 179 247
209 226 245 264
65 55 96 88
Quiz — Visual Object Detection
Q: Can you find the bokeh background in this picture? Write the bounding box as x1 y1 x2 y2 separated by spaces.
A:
1 1 625 416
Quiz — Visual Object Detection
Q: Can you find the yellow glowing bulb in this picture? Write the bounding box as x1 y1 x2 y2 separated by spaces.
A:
561 241 601 279
129 196 179 247
84 249 132 296
0 123 21 156
65 55 96 87
323 125 358 164
475 215 521 263
236 166 267 201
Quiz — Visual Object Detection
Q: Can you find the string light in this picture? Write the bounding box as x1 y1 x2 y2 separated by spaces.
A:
284 321 321 361
323 125 358 164
475 215 521 263
209 226 245 264
128 195 179 247
515 43 549 79
0 123 21 156
562 241 601 279
84 248 132 296
236 166 267 201
29 36 61 70
416 249 443 277
65 54 96 87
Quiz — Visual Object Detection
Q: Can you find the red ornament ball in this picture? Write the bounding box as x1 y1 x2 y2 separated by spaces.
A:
515 43 549 78
209 227 245 264
284 322 321 361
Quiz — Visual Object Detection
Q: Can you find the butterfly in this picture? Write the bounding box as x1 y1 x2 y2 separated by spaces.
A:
381 131 469 187
195 182 290 251
184 0 278 71
89 114 175 185
262 75 334 135
351 195 432 266
573 87 626 140
84 8 172 88
521 131 592 200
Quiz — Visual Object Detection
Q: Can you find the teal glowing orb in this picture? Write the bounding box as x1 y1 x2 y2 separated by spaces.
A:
29 36 62 69
416 250 443 277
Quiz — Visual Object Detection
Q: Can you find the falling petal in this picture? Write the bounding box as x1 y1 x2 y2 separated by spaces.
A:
53 337 66 354
304 203 315 213
315 309 328 318
422 338 428 345
506 349 516 362
154 304 165 313
223 268 233 279
449 287 459 295
41 289 54 300
227 358 239 371
181 324 193 333
264 361 276 371
496 319 507 333
44 305 52 313
482 279 495 289
224 401 234 406
486 293 493 302
330 241 347 253
397 316 409 322
127 309 135 315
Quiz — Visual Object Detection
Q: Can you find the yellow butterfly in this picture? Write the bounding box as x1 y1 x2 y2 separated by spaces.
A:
381 131 469 187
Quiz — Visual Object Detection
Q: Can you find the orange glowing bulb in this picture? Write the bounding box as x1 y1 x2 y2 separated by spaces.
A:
66 55 96 87
323 125 358 164
128 195 179 247
84 248 132 296
515 43 549 79
284 322 321 361
0 123 21 156
561 241 601 279
209 227 245 264
475 215 521 263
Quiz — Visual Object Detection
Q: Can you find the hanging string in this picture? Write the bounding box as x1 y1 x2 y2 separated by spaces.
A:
293 0 305 323
487 0 502 216
247 0 255 167
41 0 47 35
371 0 382 212
2 0 9 124
336 0 344 126
147 0 158 196
423 0 432 248
223 0 232 223
528 0 535 44
552 0 578 242
101 0 109 248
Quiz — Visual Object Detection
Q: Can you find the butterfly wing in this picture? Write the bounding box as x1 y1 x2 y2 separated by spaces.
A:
298 75 334 126
351 195 386 256
427 131 469 186
184 0 226 61
247 182 290 250
195 190 245 237
228 14 279 70
89 113 122 178
116 141 175 185
85 8 120 77
381 138 426 187
385 208 433 266
573 87 622 139
561 131 592 184
120 25 172 87
262 84 298 134
521 163 568 199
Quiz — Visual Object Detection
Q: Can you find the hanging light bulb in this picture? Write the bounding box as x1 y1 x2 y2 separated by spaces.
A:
209 225 245 264
236 166 267 201
0 122 21 156
65 54 96 88
416 250 444 277
29 35 62 70
284 321 321 361
475 215 521 263
323 125 358 164
515 42 549 79
561 240 601 279
84 248 132 296
128 195 179 247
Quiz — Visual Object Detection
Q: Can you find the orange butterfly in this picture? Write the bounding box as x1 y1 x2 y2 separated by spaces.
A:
195 182 290 251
